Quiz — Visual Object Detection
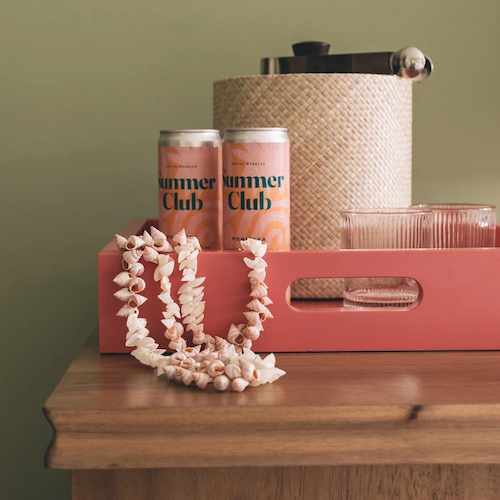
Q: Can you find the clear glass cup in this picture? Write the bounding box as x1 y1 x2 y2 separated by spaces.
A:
340 208 433 308
410 203 496 248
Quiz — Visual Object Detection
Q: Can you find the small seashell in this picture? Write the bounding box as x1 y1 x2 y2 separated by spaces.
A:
154 254 175 280
125 330 147 347
160 276 172 292
205 352 219 363
113 271 132 287
246 299 273 320
182 369 194 386
164 324 179 340
169 337 187 352
173 228 187 246
154 240 174 253
179 358 195 369
128 262 145 277
250 278 268 290
249 369 262 387
181 304 194 317
213 375 230 392
241 338 253 350
166 303 181 318
240 361 258 382
128 294 148 308
248 269 266 282
224 364 242 380
179 293 194 305
215 336 229 351
158 291 174 304
123 249 144 265
179 257 198 271
183 345 201 356
207 360 225 378
178 277 205 293
240 239 266 255
243 326 261 341
171 351 187 363
199 359 210 371
246 299 266 313
126 235 145 250
186 316 204 332
115 234 128 252
193 332 206 345
177 249 192 263
117 305 139 317
114 288 133 302
134 337 158 350
259 296 273 306
142 230 154 247
121 259 132 271
128 277 146 293
143 246 159 264
204 334 215 345
243 311 260 326
150 226 168 243
192 371 211 389
243 256 267 271
240 239 267 257
156 357 170 376
163 365 176 379
227 324 243 345
232 377 250 393
218 346 229 364
173 322 184 336
172 366 187 382
126 313 147 332
250 283 268 298
228 332 245 346
187 236 201 251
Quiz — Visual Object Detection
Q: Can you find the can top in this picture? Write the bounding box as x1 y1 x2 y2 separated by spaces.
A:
159 129 220 134
223 128 289 143
159 129 221 147
224 127 288 133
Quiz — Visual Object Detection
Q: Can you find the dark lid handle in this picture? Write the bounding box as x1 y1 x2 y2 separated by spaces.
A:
292 41 330 57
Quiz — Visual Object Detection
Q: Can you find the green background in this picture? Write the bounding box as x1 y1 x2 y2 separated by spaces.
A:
1 0 498 497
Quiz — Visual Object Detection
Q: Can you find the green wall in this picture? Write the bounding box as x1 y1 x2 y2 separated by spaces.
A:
1 0 498 498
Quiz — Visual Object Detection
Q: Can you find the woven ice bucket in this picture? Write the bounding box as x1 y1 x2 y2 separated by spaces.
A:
213 73 413 298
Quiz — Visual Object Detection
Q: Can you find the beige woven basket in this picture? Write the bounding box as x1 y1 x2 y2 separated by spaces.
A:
214 74 413 298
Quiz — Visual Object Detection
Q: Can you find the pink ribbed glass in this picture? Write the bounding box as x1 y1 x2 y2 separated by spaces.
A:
340 208 432 308
410 204 496 248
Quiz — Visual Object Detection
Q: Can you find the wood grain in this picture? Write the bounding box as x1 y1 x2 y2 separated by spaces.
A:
72 465 500 500
45 331 500 469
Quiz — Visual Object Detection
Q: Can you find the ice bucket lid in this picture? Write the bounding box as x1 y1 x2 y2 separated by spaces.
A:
261 42 433 83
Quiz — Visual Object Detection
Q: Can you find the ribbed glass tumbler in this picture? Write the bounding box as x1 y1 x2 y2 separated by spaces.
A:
410 204 496 248
340 208 433 309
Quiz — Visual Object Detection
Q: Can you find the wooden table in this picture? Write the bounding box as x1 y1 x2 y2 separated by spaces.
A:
44 331 500 499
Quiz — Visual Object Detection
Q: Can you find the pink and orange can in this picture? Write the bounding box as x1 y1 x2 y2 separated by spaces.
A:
222 128 290 250
158 130 222 250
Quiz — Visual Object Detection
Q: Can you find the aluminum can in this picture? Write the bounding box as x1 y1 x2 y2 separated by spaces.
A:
158 130 222 250
222 128 290 250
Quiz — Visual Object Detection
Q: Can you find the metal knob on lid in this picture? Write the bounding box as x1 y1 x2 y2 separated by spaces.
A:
261 42 433 82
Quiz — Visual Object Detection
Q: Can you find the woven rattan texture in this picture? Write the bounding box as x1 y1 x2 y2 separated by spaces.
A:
214 74 413 298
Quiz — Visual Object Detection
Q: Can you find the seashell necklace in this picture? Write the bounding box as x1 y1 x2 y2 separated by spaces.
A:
113 227 285 392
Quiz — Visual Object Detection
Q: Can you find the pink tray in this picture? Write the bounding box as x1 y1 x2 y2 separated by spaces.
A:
98 219 500 353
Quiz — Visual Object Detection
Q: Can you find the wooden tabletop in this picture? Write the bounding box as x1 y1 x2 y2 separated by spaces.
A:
44 330 500 469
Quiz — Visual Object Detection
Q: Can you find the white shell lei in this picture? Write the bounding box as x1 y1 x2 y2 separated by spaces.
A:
113 227 286 392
